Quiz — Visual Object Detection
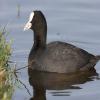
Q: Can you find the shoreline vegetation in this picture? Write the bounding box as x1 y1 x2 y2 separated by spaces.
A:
0 29 13 100
0 28 31 100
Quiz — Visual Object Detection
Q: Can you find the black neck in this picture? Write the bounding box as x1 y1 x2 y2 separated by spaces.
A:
33 29 47 49
31 11 47 49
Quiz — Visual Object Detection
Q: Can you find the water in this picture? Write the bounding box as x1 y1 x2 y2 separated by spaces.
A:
0 0 100 100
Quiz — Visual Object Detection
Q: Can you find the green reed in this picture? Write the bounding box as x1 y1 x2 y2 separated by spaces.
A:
0 29 13 100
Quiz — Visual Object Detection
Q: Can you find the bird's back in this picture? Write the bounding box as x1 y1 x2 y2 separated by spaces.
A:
29 41 96 73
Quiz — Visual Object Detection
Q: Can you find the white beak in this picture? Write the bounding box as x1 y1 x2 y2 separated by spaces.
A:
24 12 34 31
24 22 32 31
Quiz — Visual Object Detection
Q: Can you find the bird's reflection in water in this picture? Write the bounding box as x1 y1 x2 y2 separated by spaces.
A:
28 68 98 100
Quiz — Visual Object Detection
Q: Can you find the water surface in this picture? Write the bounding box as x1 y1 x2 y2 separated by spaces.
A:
0 0 100 100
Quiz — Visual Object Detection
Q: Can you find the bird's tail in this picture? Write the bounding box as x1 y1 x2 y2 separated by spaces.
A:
95 55 100 60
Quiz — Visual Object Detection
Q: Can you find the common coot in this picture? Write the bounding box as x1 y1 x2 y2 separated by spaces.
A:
24 10 100 73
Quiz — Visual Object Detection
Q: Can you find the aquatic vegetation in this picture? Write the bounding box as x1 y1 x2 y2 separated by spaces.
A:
0 31 11 67
0 29 13 100
16 3 21 18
